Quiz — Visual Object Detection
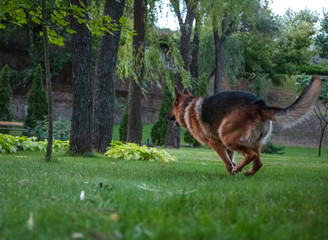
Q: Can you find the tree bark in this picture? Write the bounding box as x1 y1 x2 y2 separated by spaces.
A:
41 0 53 161
213 29 225 94
69 0 93 154
93 0 125 152
127 0 146 144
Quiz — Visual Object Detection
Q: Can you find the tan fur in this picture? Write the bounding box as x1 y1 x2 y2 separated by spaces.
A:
170 77 322 176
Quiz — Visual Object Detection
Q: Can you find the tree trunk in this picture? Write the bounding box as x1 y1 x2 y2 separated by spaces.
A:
93 0 125 152
318 124 327 157
127 80 143 144
165 121 180 148
69 0 93 154
213 29 225 94
127 0 146 145
41 0 53 161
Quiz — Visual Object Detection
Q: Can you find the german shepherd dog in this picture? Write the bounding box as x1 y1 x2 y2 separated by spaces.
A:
167 76 322 176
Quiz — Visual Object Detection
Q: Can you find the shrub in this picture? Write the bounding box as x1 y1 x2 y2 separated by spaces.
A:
0 64 12 134
104 140 177 162
151 85 173 145
25 117 71 141
24 64 48 132
262 142 285 155
184 131 200 147
119 104 128 142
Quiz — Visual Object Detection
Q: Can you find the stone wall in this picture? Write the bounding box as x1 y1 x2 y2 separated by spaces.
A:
10 80 163 124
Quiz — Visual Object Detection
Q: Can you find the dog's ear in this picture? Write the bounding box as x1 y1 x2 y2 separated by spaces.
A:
174 86 181 97
183 88 191 95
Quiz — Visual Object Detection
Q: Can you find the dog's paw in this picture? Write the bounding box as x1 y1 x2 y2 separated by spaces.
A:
231 166 242 175
244 170 255 176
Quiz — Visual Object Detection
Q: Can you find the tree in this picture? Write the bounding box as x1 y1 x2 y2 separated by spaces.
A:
0 0 119 157
315 10 328 58
165 0 197 149
93 0 126 153
69 0 93 154
127 0 147 145
273 9 319 79
201 0 253 93
169 0 196 89
190 4 204 82
41 0 53 161
0 64 12 134
24 64 48 132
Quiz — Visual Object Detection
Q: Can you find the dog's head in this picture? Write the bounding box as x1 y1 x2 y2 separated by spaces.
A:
166 86 193 128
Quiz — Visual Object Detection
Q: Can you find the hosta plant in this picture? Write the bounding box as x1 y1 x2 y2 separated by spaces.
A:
0 134 69 154
104 140 177 162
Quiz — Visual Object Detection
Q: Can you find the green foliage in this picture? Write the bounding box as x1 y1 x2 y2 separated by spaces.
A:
119 105 128 142
262 142 285 154
24 64 48 131
315 11 328 58
296 75 328 103
171 41 191 87
273 9 319 78
151 78 174 146
25 118 71 141
250 71 270 98
0 65 12 132
104 140 177 162
0 134 69 154
0 1 123 44
298 62 328 75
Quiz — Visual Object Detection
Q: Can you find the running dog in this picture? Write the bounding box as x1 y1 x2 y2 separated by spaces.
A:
167 76 322 176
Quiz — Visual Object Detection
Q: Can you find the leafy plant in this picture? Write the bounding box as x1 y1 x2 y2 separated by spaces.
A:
104 140 177 162
0 134 69 154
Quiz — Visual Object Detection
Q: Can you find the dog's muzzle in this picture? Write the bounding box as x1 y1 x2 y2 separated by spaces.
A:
166 114 180 127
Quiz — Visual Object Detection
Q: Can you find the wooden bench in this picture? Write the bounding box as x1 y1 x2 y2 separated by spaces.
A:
0 121 24 131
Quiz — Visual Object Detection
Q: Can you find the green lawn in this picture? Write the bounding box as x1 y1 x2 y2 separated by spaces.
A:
0 145 327 240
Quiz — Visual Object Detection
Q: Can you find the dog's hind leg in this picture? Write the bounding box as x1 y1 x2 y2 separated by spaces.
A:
244 148 263 176
208 139 235 175
230 145 257 175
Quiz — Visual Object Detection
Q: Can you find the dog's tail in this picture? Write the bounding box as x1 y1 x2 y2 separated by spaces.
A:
262 76 322 128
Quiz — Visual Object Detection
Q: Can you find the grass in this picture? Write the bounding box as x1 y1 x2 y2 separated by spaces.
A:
0 145 328 240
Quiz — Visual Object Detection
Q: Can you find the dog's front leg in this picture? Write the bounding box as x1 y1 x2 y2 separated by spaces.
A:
208 139 235 175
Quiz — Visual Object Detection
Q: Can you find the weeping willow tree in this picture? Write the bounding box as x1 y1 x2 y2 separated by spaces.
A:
116 1 176 145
